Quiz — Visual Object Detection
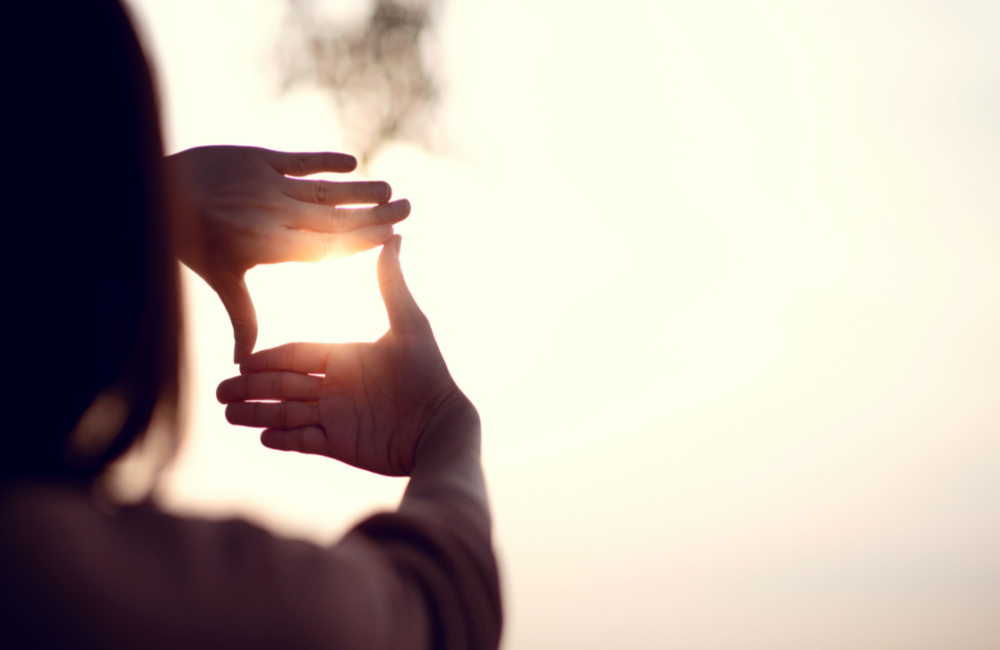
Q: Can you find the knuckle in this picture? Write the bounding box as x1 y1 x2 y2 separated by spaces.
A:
410 312 432 333
245 376 258 398
294 154 310 173
230 317 252 334
327 207 348 231
313 181 328 204
322 234 340 258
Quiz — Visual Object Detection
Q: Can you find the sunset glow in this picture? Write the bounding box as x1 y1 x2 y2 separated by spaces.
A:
129 1 1000 648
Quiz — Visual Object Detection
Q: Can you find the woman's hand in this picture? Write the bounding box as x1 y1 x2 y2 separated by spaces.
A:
166 145 411 362
215 236 476 476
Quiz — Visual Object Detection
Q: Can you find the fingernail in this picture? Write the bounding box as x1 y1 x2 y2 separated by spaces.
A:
233 343 244 364
393 236 402 255
379 183 392 202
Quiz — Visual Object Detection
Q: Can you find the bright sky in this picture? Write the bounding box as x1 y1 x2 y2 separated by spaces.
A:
127 1 1000 648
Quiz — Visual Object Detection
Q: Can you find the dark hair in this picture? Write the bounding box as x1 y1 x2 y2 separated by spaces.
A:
4 1 180 484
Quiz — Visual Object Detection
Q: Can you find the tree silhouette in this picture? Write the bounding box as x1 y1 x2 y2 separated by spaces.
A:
280 0 442 169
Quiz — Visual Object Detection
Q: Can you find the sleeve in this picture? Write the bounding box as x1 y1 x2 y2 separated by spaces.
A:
353 508 503 650
0 485 501 650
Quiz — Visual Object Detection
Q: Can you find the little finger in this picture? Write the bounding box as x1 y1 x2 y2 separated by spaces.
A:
260 427 330 456
286 224 395 261
292 199 410 234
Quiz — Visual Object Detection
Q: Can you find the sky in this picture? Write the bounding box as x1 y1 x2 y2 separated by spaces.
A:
126 1 1000 648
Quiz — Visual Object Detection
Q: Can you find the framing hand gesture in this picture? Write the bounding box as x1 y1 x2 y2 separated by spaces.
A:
168 145 411 362
216 236 475 476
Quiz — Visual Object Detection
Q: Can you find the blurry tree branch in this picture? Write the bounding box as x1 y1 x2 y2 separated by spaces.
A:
280 0 442 169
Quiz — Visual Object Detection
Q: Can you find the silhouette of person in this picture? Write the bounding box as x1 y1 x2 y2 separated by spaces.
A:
0 2 501 649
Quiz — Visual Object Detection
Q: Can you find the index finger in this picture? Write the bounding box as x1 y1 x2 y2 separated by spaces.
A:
263 150 358 176
240 342 331 374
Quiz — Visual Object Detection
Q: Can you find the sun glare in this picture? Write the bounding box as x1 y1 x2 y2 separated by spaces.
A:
131 0 1000 647
249 246 390 349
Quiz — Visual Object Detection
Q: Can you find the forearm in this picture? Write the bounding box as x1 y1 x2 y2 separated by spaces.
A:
401 401 491 537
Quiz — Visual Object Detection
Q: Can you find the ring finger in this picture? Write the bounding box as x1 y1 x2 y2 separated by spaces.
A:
225 401 320 429
282 178 392 206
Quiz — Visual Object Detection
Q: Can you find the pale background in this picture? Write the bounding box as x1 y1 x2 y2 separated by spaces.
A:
125 1 1000 648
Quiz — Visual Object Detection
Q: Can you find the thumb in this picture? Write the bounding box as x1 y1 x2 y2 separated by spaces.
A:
377 235 428 335
215 274 259 363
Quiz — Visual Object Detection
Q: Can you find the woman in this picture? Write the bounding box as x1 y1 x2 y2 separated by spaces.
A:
0 2 501 648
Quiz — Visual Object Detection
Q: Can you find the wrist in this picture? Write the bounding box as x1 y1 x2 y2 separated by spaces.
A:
404 392 490 531
413 392 481 470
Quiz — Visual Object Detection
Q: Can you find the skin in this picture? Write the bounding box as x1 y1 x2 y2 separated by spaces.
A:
1 156 491 649
217 236 489 533
181 151 491 601
167 145 411 362
178 146 487 528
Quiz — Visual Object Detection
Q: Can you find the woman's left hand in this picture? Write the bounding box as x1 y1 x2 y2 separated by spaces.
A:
166 145 410 362
216 236 477 478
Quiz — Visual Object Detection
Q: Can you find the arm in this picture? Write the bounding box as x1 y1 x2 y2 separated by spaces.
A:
1 239 497 649
217 236 501 649
0 482 441 650
166 145 411 362
402 402 490 538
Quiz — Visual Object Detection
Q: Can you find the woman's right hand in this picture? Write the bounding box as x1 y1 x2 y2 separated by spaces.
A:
215 236 477 476
167 146 411 363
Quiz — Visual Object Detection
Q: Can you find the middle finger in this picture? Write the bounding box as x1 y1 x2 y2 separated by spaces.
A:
282 178 391 206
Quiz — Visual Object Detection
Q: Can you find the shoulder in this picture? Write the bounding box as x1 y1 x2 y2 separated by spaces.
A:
0 482 393 649
0 483 451 650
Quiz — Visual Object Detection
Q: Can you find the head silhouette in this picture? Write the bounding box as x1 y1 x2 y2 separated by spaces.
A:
5 1 180 484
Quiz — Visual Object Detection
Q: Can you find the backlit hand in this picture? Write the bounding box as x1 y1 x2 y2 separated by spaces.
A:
167 145 411 362
216 236 474 476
